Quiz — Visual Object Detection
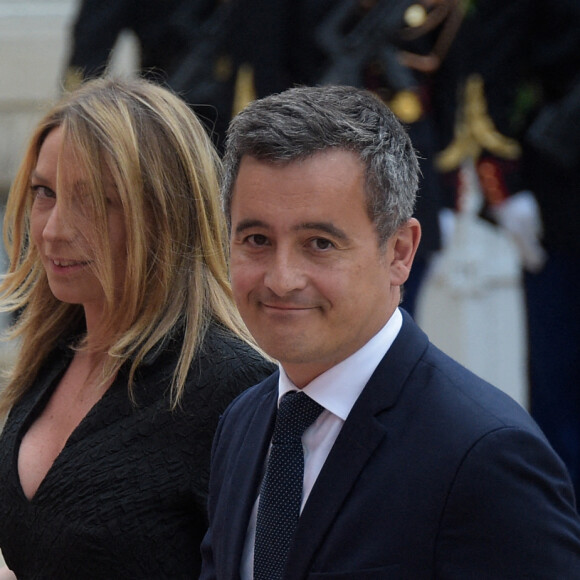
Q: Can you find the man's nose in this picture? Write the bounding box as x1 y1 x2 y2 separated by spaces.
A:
263 250 308 296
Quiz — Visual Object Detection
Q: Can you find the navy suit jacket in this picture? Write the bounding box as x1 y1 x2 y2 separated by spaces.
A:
200 311 580 579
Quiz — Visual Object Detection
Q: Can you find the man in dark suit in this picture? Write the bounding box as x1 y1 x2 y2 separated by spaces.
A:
200 85 580 579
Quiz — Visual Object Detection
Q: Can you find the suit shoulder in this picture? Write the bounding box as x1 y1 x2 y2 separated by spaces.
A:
220 371 279 420
412 341 541 437
209 372 278 464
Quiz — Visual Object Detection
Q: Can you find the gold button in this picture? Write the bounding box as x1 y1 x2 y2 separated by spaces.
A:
404 4 428 28
389 90 423 123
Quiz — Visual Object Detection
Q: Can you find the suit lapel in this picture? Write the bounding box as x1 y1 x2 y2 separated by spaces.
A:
287 400 388 580
221 377 278 579
285 311 429 579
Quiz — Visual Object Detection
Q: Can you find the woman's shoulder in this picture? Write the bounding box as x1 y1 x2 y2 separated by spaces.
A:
176 324 275 409
199 323 276 378
202 323 260 354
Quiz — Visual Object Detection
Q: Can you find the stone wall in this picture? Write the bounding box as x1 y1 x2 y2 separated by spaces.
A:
0 0 78 193
0 0 138 194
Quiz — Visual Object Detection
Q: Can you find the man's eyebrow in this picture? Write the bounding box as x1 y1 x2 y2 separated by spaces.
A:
296 222 349 241
234 219 269 236
234 219 350 241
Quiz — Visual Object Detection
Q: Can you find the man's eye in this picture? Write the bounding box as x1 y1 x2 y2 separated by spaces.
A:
311 238 335 251
247 234 268 246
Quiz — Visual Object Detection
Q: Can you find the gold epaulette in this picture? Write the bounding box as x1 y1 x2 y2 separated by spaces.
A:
436 73 521 172
232 63 256 116
62 66 84 92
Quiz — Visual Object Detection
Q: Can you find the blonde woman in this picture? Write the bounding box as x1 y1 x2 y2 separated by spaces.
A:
0 77 274 579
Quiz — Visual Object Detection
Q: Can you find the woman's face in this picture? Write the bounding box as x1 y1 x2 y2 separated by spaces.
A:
29 126 127 313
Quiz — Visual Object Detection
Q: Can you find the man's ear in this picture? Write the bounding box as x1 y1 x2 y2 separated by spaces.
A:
390 218 422 286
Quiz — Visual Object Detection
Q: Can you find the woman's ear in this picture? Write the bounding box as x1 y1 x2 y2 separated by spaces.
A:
390 218 422 286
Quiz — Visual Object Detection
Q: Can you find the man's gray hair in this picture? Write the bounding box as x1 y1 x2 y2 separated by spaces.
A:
222 85 420 244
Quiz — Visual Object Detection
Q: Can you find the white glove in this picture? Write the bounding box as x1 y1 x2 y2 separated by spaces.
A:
0 566 17 580
490 191 547 273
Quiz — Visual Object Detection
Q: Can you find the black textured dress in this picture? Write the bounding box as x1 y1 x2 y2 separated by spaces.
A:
0 324 275 579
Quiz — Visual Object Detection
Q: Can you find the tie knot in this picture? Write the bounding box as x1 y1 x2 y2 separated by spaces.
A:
272 391 324 444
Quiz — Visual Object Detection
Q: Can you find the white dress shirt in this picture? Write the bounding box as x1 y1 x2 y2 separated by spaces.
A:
240 308 403 579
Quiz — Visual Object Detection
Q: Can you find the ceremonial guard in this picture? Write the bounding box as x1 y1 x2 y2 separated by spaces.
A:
435 0 580 500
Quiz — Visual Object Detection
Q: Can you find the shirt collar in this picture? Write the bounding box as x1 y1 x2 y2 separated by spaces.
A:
278 308 403 420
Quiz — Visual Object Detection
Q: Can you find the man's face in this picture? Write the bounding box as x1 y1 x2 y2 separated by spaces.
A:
230 149 416 387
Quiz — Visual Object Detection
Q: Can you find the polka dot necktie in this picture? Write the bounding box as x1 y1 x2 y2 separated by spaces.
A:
254 391 324 580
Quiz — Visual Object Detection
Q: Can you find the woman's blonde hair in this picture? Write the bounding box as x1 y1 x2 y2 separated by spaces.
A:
0 76 254 417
